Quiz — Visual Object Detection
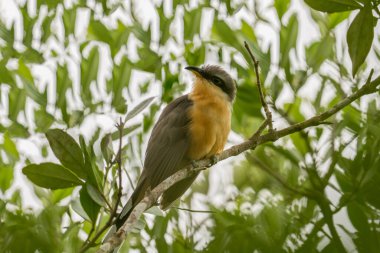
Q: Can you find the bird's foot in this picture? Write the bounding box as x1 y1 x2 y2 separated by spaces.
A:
210 155 219 166
191 160 200 168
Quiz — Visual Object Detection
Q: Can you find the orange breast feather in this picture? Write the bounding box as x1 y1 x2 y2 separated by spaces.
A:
187 77 231 160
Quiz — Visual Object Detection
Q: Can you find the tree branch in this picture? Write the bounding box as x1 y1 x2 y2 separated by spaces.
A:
80 118 125 253
244 41 274 132
97 75 380 253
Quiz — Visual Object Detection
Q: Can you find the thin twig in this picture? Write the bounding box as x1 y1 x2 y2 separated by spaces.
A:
250 119 268 140
173 206 216 214
244 41 274 132
80 118 126 253
97 75 380 253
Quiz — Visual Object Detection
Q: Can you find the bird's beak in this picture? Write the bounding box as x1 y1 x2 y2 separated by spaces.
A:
185 66 204 78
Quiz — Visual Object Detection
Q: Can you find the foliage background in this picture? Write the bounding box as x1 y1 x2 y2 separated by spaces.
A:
0 0 380 252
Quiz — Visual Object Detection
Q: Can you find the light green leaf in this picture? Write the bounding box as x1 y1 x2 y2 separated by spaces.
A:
124 96 155 123
0 166 13 192
2 132 19 161
34 108 55 133
86 183 106 207
274 0 290 20
22 163 82 189
80 46 100 106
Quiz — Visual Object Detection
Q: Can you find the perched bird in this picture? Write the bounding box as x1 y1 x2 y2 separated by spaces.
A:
115 65 236 229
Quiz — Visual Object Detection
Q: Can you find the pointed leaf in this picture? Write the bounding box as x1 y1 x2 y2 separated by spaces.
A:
86 183 106 207
46 129 86 178
347 4 374 76
124 96 155 122
80 186 100 222
305 0 361 13
100 133 114 163
22 163 82 189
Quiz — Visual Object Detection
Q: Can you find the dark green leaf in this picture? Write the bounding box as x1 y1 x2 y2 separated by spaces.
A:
22 163 82 189
305 0 361 13
79 186 100 222
347 4 374 76
79 136 101 187
100 133 114 163
45 129 86 178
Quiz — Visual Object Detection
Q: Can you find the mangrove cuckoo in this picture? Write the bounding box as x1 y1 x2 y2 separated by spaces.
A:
115 65 236 229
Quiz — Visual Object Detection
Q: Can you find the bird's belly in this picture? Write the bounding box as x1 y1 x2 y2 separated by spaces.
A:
187 100 231 160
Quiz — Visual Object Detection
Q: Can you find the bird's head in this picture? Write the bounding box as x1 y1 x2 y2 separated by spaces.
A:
185 65 236 102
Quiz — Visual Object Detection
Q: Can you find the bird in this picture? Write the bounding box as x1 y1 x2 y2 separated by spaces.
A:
115 65 236 229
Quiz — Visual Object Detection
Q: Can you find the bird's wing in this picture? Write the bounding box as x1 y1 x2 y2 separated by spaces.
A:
132 95 193 202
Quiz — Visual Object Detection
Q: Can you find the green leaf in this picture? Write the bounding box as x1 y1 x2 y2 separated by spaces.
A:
86 183 106 207
71 198 90 221
34 108 55 133
305 0 361 13
109 57 131 113
8 87 26 121
279 14 299 69
79 186 100 222
87 19 113 45
0 60 14 85
111 123 141 140
306 35 334 72
274 0 290 20
80 46 99 106
100 133 114 163
79 136 101 187
0 166 13 192
1 122 29 138
56 64 72 109
347 4 374 76
183 8 202 41
327 11 350 29
124 96 155 123
22 163 82 189
45 129 86 179
2 132 19 162
18 60 47 106
62 7 76 36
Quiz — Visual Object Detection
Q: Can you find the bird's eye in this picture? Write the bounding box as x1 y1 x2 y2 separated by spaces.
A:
212 77 223 86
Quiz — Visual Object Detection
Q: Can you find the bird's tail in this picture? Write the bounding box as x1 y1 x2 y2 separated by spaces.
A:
115 198 134 229
114 177 148 229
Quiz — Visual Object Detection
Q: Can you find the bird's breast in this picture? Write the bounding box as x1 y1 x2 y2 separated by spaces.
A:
187 93 231 160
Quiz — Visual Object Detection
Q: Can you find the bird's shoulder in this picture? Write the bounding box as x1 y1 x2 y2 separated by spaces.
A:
155 94 193 124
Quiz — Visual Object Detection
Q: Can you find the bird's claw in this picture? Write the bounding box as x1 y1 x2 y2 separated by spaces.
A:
191 160 199 168
210 155 219 166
